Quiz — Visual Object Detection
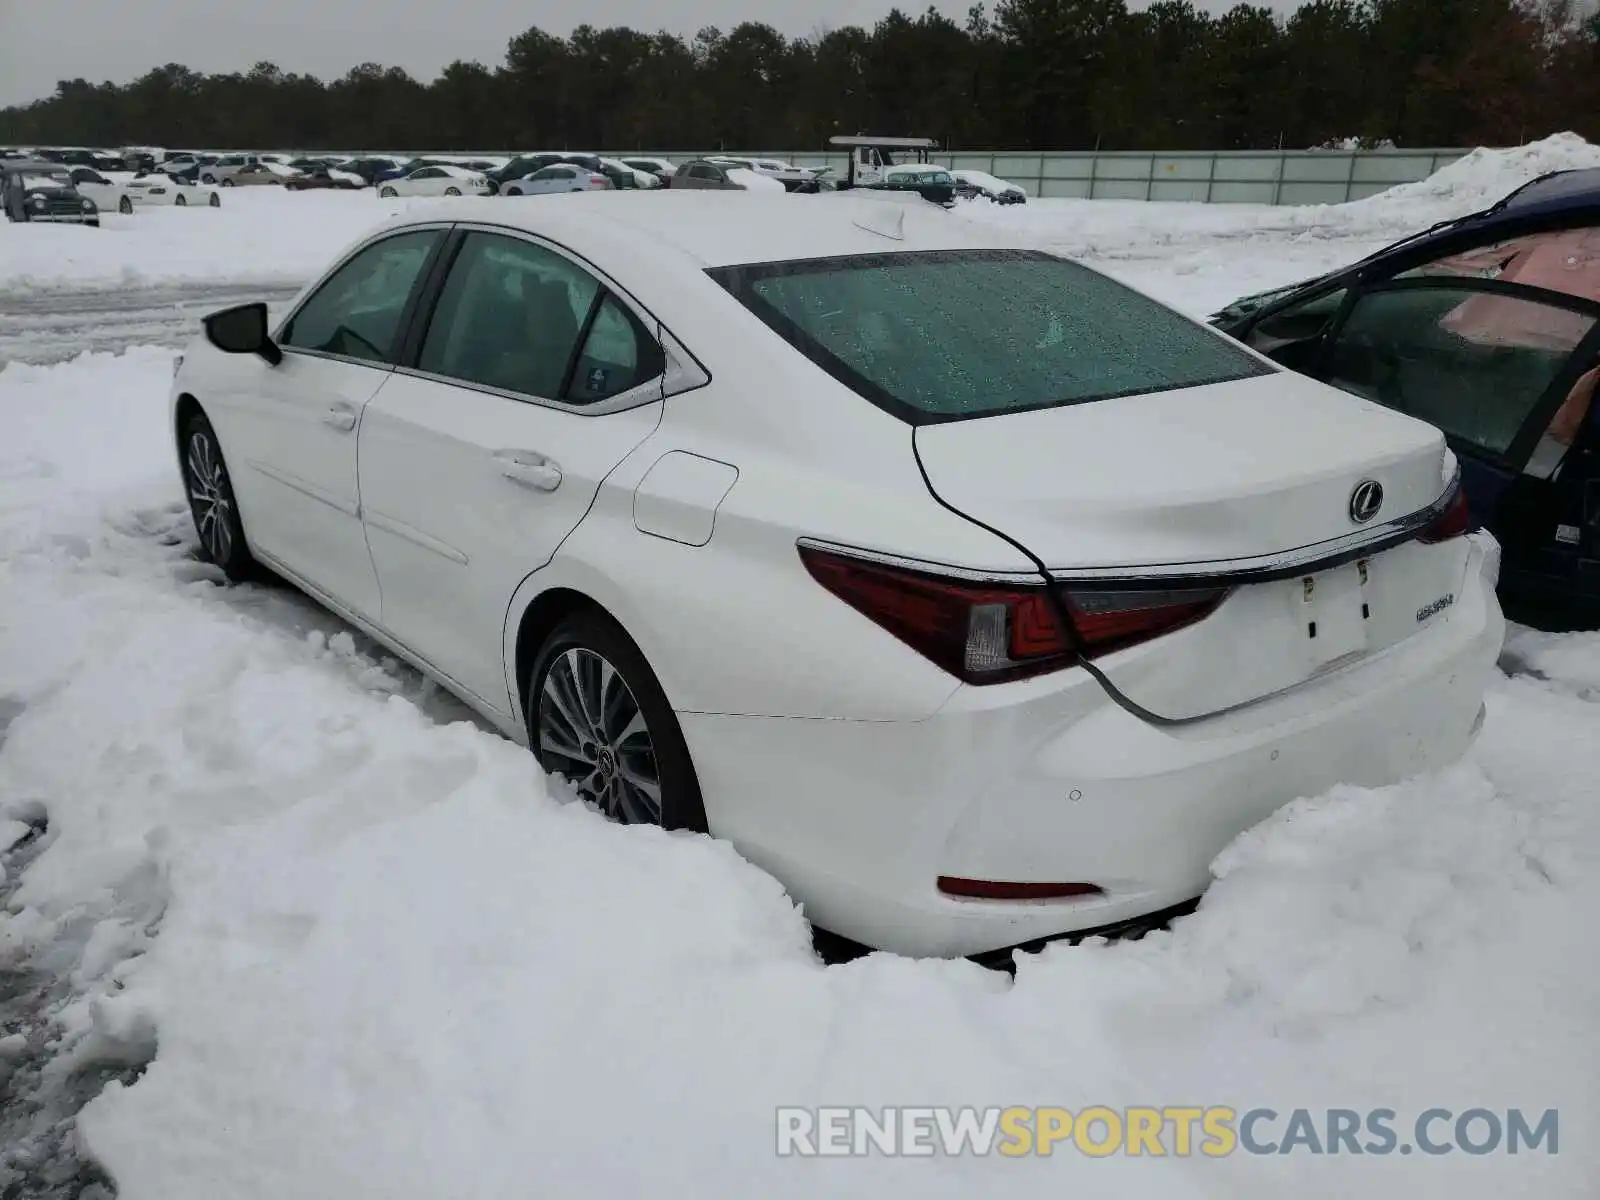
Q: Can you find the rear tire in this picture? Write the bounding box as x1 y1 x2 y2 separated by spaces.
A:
118 196 133 215
175 194 187 207
221 179 234 188
444 186 461 196
180 410 254 581
527 611 707 833
380 186 397 198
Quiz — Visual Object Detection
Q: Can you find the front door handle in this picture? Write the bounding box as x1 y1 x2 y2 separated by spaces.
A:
323 405 358 432
495 450 562 492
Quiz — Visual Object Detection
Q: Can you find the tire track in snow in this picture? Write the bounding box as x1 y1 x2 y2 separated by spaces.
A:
0 283 303 366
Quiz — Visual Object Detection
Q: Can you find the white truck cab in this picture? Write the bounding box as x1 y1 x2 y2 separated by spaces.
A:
827 135 939 188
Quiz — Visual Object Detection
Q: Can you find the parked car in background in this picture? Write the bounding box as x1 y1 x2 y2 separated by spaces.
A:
67 166 135 215
125 173 223 207
1213 167 1600 629
341 157 405 186
215 163 286 188
378 164 492 198
285 166 366 191
1 160 99 225
620 156 676 180
708 156 821 193
499 164 614 196
670 160 785 192
172 193 1500 958
872 164 958 207
952 168 1027 204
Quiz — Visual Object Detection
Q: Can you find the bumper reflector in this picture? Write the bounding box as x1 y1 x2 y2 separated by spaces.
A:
937 877 1104 901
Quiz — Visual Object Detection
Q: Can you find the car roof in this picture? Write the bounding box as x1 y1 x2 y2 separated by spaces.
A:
3 159 70 173
1367 167 1600 266
385 191 1019 270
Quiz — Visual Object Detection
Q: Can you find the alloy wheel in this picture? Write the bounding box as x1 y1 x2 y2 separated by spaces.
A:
538 647 662 825
184 429 234 563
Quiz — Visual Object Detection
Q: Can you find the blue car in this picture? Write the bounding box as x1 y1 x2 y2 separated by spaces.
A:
1213 168 1600 629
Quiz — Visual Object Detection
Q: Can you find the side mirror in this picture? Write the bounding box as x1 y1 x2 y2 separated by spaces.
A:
204 302 282 365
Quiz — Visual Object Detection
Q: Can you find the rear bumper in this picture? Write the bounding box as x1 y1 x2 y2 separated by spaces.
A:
681 533 1504 958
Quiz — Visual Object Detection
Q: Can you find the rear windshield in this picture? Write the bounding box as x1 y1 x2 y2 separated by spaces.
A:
710 249 1273 423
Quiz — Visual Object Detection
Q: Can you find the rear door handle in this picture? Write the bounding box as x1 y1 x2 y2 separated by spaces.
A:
323 404 358 432
495 450 563 492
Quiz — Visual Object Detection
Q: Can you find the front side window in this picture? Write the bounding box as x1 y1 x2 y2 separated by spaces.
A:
279 229 443 363
418 232 600 400
1321 285 1598 461
711 249 1273 424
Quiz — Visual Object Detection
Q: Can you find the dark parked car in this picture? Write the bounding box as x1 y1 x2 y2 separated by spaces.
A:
1 159 100 225
669 160 745 190
284 167 363 191
1213 167 1600 629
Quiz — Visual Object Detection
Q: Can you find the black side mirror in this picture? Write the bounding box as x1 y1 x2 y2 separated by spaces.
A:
204 302 282 365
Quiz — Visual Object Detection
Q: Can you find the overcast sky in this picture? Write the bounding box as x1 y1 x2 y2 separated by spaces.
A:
1 0 1297 107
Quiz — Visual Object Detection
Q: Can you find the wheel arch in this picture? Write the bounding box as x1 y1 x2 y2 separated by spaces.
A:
510 586 619 733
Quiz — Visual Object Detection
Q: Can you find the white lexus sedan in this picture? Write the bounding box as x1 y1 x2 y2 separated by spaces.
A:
169 193 1504 958
378 165 492 198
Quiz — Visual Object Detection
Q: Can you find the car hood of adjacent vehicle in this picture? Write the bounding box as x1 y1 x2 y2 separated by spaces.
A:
913 367 1447 573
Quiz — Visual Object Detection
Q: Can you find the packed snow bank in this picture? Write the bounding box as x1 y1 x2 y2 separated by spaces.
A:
0 188 497 294
1363 131 1600 213
0 347 1595 1198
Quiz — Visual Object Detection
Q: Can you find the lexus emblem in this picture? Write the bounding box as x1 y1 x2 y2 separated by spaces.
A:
1349 479 1384 524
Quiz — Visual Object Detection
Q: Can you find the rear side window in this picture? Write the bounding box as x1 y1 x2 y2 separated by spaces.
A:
710 250 1272 424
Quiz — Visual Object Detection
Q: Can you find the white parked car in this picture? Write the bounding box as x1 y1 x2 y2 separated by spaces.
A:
378 165 491 198
124 173 223 208
169 194 1503 958
66 167 135 215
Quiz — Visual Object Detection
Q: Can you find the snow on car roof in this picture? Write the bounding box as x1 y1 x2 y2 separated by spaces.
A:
435 164 484 179
384 190 1017 270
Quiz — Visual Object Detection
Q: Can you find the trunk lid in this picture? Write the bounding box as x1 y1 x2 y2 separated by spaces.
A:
915 370 1467 719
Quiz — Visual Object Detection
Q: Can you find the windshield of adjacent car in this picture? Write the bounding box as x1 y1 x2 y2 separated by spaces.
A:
710 249 1274 424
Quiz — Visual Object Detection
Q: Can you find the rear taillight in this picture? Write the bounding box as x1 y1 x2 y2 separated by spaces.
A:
798 544 1225 685
1416 482 1472 544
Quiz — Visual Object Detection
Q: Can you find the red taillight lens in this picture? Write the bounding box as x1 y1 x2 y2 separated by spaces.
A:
1416 483 1472 544
798 545 1225 685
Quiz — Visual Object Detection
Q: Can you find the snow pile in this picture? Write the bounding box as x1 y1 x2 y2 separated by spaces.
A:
0 341 1596 1198
1358 131 1600 214
0 189 403 294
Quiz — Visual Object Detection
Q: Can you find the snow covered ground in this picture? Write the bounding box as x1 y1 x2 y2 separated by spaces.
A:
2 136 1598 1198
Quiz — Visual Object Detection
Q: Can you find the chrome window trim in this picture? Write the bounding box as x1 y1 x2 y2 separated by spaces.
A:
390 363 666 417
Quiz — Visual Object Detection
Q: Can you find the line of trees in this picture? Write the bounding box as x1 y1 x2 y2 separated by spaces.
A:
3 0 1598 153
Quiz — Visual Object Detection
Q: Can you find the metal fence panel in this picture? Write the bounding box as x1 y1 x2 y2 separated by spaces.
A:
310 145 1479 206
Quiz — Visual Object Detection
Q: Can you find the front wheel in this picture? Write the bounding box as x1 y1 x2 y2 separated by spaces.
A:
174 193 188 207
221 179 234 188
444 186 461 196
181 410 254 581
528 611 707 832
118 195 133 215
208 193 220 207
380 186 397 198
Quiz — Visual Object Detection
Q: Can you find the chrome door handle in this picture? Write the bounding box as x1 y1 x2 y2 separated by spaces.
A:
323 406 358 432
496 450 562 492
